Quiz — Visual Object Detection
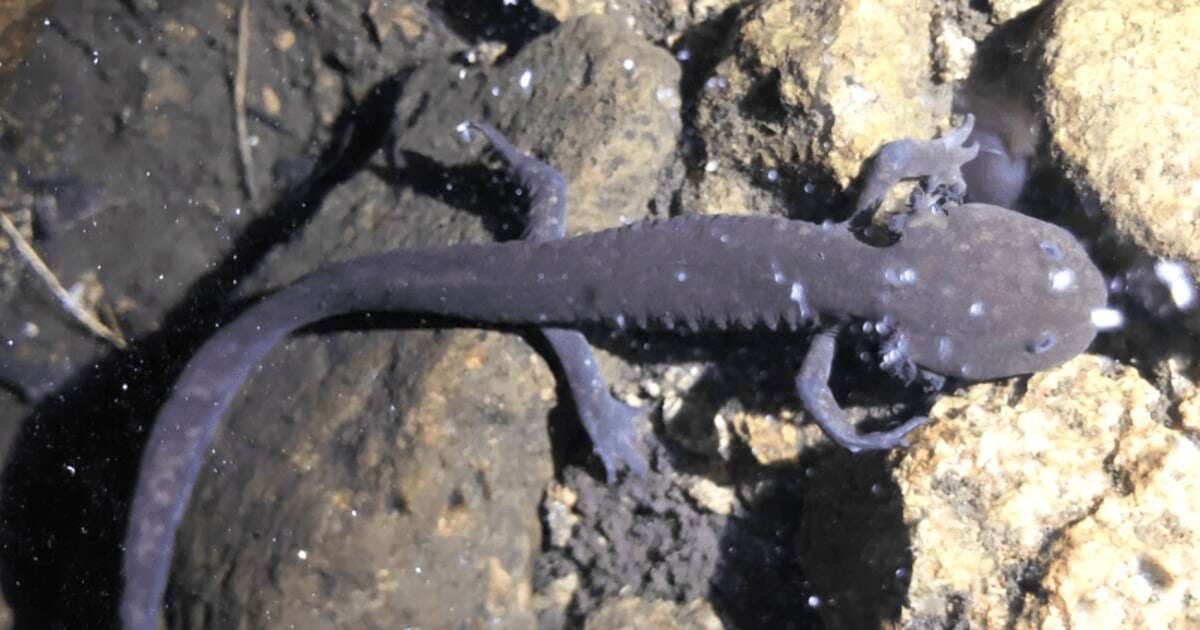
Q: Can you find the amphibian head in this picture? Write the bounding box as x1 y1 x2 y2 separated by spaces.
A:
873 203 1108 380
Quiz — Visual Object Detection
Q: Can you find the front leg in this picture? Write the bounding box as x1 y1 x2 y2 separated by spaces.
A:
851 114 980 224
795 328 930 452
468 121 648 480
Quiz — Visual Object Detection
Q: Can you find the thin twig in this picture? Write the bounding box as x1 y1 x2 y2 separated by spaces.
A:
0 210 127 349
234 0 258 205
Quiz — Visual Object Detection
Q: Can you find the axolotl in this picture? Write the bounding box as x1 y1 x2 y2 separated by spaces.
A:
120 115 1108 629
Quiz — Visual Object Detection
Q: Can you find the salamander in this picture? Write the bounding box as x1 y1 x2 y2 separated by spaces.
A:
119 115 1109 629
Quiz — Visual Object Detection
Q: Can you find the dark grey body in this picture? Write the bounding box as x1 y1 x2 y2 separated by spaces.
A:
121 118 1108 629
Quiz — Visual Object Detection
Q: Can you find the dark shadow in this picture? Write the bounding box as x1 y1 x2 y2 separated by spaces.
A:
428 0 557 61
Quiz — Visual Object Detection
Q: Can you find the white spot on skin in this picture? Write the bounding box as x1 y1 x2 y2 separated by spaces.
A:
790 282 814 320
1039 240 1064 261
937 336 953 361
1091 307 1124 330
1050 268 1076 292
1154 260 1196 308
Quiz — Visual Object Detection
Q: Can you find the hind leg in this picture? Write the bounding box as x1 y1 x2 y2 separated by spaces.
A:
468 122 648 481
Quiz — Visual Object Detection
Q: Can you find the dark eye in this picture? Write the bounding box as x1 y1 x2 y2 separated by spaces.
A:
1026 332 1057 355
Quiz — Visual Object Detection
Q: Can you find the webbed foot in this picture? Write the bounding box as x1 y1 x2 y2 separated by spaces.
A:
584 397 650 483
852 115 981 223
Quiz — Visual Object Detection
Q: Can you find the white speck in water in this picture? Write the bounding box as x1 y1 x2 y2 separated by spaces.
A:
676 271 688 282
969 301 985 317
537 313 548 322
899 268 917 284
455 121 471 142
773 271 786 284
766 168 779 183
803 182 815 194
615 314 627 329
518 68 533 93
883 268 900 286
1154 260 1196 308
675 49 691 61
1049 268 1076 292
65 464 76 476
895 567 908 579
655 86 677 104
704 159 719 173
1090 307 1124 330
719 234 731 244
622 58 636 71
297 550 308 560
862 321 874 334
959 364 973 377
807 595 821 609
490 85 501 97
705 75 729 90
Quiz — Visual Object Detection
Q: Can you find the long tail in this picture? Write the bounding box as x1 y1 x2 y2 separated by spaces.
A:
119 237 609 628
120 262 348 629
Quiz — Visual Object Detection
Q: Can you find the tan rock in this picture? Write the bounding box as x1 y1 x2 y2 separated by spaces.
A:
1041 1 1200 303
584 596 724 630
391 14 682 234
695 0 952 197
898 354 1198 628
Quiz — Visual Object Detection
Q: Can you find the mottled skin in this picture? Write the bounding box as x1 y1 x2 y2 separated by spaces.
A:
120 117 1108 629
